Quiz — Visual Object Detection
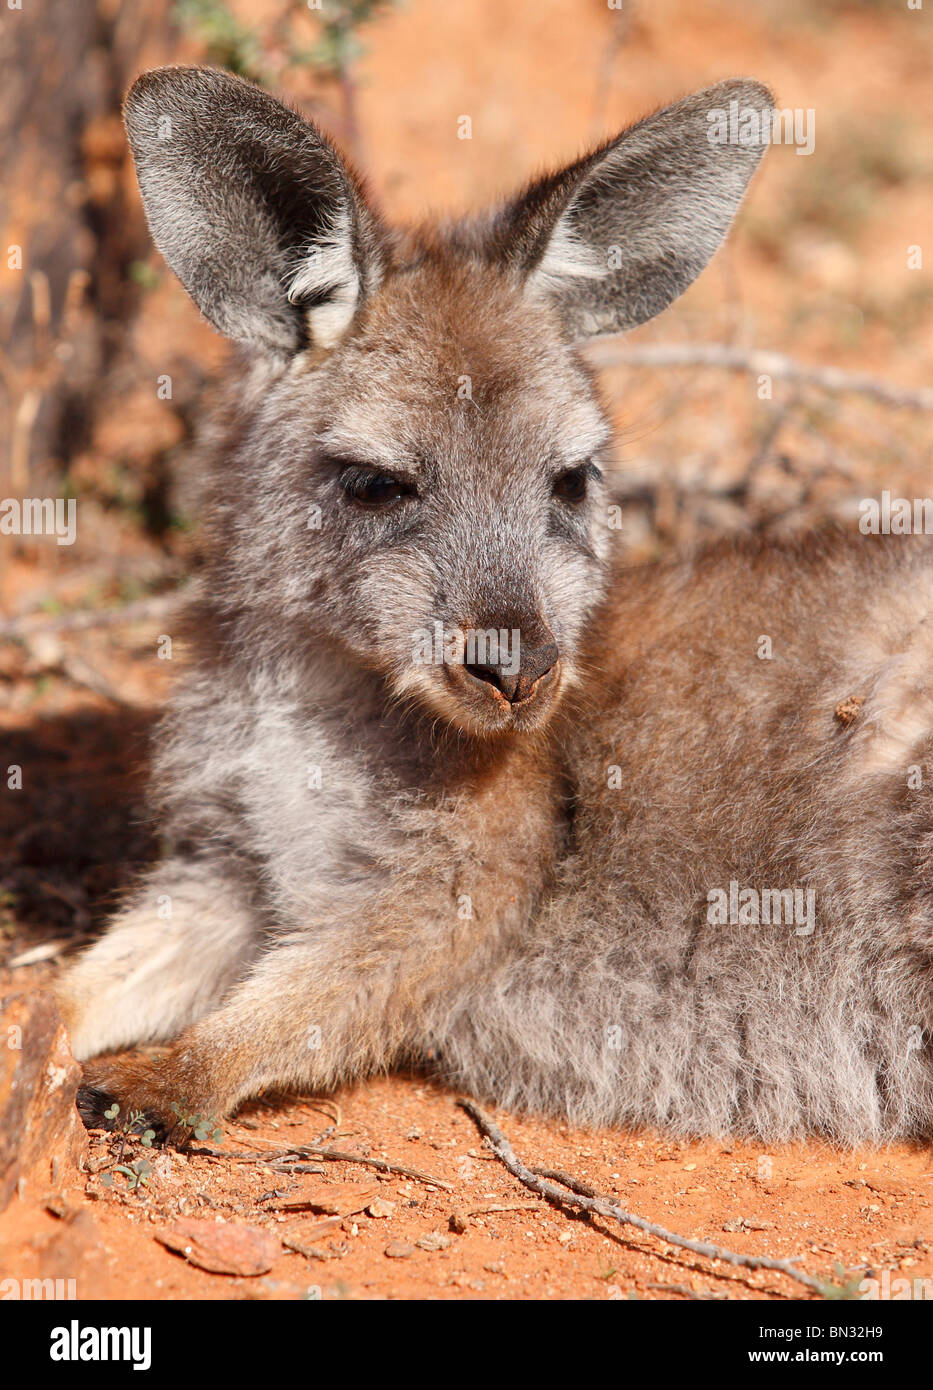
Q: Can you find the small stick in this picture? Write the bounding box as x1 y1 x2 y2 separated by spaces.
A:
8 939 73 968
584 341 933 412
646 1282 727 1301
268 1162 326 1175
283 1235 348 1261
10 387 42 494
190 1142 454 1192
56 652 141 709
293 1096 342 1127
458 1099 825 1296
466 1201 544 1216
29 270 52 358
0 593 180 641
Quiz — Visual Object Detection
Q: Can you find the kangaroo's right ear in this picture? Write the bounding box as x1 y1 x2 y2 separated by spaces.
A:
123 66 385 355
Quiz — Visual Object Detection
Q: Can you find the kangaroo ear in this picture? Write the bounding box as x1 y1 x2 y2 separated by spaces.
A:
123 66 385 355
492 79 773 339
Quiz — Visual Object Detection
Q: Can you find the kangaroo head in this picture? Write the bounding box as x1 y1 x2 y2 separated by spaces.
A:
125 67 770 735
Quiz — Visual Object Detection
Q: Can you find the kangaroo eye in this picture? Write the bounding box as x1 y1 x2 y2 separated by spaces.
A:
552 464 591 504
340 467 415 508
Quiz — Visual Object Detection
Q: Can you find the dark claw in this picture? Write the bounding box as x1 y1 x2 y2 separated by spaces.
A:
76 1083 175 1145
76 1083 120 1132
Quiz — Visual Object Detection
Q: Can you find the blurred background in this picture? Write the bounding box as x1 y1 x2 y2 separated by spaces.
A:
0 0 931 956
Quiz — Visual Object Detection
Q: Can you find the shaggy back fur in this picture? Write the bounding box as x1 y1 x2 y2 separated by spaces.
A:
58 68 933 1145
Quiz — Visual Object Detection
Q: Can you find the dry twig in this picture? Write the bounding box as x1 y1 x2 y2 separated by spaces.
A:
585 341 933 412
458 1098 826 1296
0 593 180 642
191 1142 454 1192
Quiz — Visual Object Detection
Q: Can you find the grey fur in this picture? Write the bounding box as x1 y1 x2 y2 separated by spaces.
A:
123 67 385 353
58 70 933 1145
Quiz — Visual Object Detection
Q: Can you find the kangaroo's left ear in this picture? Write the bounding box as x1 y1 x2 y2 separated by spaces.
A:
490 79 773 339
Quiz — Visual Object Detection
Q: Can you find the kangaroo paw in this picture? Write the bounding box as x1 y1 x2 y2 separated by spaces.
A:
77 1051 220 1146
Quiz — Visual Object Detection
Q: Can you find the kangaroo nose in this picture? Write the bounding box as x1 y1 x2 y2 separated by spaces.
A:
465 631 559 704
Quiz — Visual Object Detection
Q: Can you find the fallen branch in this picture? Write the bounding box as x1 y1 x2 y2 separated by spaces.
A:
191 1142 454 1192
458 1098 826 1296
584 341 933 412
0 592 181 642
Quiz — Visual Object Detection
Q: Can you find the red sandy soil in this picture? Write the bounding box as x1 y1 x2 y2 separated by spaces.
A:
2 1071 931 1302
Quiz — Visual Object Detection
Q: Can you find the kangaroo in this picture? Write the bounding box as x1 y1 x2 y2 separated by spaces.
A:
59 67 933 1145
